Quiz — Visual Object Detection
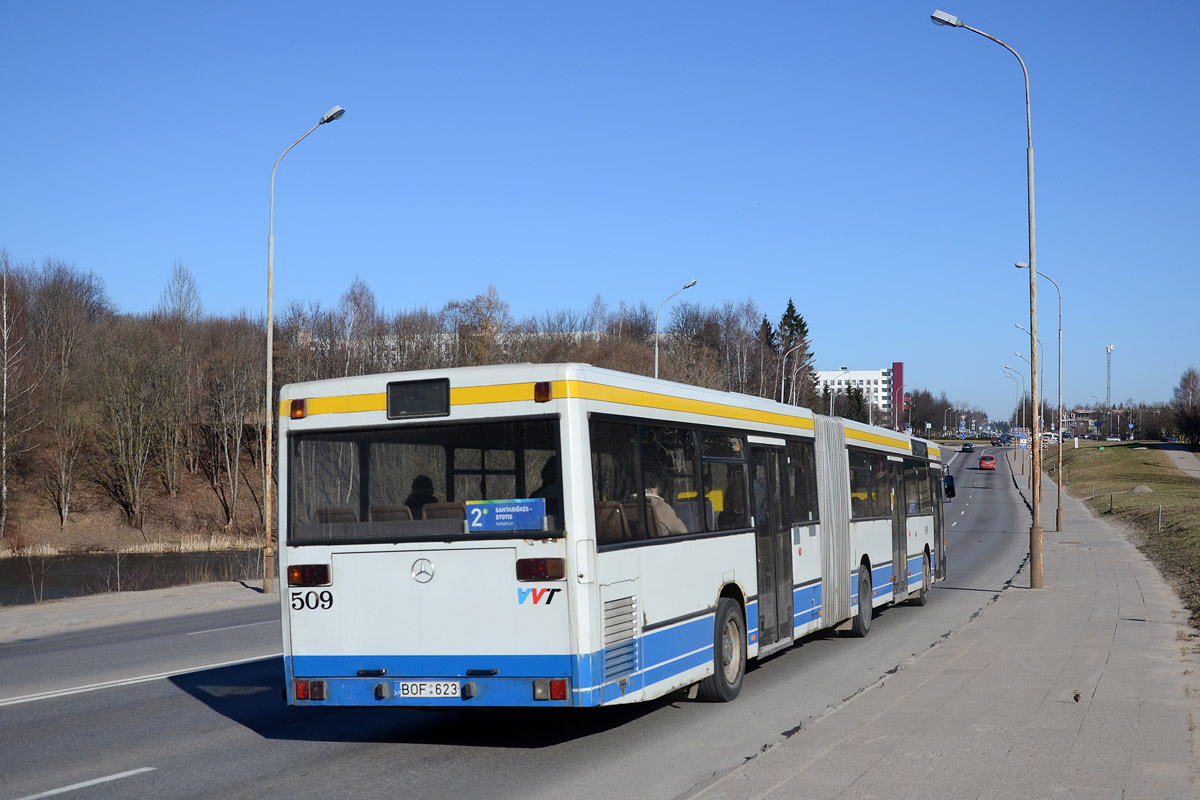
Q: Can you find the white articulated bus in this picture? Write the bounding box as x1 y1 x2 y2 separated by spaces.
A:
279 363 947 708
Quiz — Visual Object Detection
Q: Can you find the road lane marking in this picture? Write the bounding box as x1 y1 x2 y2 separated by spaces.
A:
187 620 275 635
13 767 156 800
0 653 281 707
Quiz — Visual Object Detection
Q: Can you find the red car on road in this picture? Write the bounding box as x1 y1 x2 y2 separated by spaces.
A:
979 455 996 470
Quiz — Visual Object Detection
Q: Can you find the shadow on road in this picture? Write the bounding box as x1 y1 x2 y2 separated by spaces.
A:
170 657 668 746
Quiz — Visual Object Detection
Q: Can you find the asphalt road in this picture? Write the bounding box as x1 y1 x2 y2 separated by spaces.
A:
0 445 1031 800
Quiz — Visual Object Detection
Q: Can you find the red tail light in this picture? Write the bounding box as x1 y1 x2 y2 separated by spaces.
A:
294 679 326 701
288 564 330 586
533 678 569 701
516 558 564 582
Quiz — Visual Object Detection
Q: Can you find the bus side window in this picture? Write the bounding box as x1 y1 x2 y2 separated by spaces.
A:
595 501 630 545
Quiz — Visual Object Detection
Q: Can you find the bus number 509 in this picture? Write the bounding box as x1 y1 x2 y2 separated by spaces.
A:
291 590 334 611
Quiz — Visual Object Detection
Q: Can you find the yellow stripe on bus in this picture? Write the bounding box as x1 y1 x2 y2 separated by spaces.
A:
564 380 814 431
283 378 813 433
844 427 910 451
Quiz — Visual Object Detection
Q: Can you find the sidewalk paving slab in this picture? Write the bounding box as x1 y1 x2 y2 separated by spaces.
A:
683 470 1200 800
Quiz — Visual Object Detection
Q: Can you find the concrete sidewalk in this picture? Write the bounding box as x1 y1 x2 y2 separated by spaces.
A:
686 471 1200 800
1158 442 1200 481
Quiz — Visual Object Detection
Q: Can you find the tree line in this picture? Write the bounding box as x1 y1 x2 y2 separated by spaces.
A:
0 254 832 544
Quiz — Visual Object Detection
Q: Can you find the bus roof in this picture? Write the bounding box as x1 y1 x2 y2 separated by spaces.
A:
279 363 938 460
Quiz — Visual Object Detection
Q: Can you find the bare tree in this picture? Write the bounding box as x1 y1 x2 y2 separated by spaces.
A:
198 315 259 532
445 285 512 366
155 261 204 494
387 307 449 372
1172 366 1200 444
94 317 171 532
26 259 111 529
0 252 42 537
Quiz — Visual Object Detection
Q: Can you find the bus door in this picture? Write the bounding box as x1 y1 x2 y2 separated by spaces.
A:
932 466 946 579
889 457 908 597
750 443 793 654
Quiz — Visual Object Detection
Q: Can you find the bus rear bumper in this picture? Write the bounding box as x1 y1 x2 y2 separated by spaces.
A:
287 675 577 708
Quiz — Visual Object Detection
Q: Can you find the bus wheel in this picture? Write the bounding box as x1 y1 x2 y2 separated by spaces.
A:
851 564 872 637
912 553 931 607
698 598 745 702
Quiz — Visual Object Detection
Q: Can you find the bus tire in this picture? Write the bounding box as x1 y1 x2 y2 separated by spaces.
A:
698 598 745 702
912 553 931 607
851 564 872 638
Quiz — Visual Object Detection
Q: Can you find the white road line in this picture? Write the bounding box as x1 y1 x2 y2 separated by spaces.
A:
187 620 275 635
951 521 958 526
13 767 156 800
0 653 281 707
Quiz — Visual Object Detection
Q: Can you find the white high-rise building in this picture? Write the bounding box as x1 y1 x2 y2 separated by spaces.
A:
815 365 899 425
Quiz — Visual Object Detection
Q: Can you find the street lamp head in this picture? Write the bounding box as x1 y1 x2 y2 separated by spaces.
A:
683 279 697 289
320 105 346 125
930 9 963 27
1015 261 1029 269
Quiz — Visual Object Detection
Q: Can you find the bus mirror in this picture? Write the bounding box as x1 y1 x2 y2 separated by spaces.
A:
943 475 956 499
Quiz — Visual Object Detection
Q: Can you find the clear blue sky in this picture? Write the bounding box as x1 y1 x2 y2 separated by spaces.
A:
3 1 1196 423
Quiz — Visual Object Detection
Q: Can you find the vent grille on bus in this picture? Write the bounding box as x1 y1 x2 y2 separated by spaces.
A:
603 596 639 681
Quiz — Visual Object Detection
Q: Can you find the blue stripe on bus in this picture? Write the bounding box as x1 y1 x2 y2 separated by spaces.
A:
286 561 939 709
290 653 574 677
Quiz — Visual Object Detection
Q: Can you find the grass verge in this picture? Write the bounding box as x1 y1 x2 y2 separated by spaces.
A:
1045 440 1200 627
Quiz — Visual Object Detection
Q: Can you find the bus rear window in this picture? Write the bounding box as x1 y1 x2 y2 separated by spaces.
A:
287 419 561 544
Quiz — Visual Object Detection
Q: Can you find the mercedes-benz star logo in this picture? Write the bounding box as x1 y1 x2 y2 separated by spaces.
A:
411 558 435 583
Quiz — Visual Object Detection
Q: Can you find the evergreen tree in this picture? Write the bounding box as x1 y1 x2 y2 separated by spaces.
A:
844 387 869 423
755 316 778 398
777 299 817 407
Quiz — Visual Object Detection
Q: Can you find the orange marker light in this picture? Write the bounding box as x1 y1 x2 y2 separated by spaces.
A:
290 399 307 419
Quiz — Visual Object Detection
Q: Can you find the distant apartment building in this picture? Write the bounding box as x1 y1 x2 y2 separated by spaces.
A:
815 362 904 428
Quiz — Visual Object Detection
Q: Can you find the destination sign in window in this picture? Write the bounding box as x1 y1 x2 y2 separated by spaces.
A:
466 499 546 532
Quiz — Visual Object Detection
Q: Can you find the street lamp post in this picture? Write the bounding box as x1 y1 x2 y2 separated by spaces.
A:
1014 330 1044 428
1013 350 1038 431
654 279 697 380
1018 261 1063 530
932 9 1041 587
1004 365 1025 430
827 368 849 416
1003 373 1019 426
264 105 345 594
780 342 806 404
1003 370 1025 476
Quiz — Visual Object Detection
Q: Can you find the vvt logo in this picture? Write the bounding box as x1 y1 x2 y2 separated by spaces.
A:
517 587 562 605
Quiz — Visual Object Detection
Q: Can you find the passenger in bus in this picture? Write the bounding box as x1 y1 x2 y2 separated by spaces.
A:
531 456 563 526
404 475 439 519
643 473 688 536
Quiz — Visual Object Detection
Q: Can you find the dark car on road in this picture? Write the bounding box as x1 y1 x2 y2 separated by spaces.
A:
961 442 975 453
